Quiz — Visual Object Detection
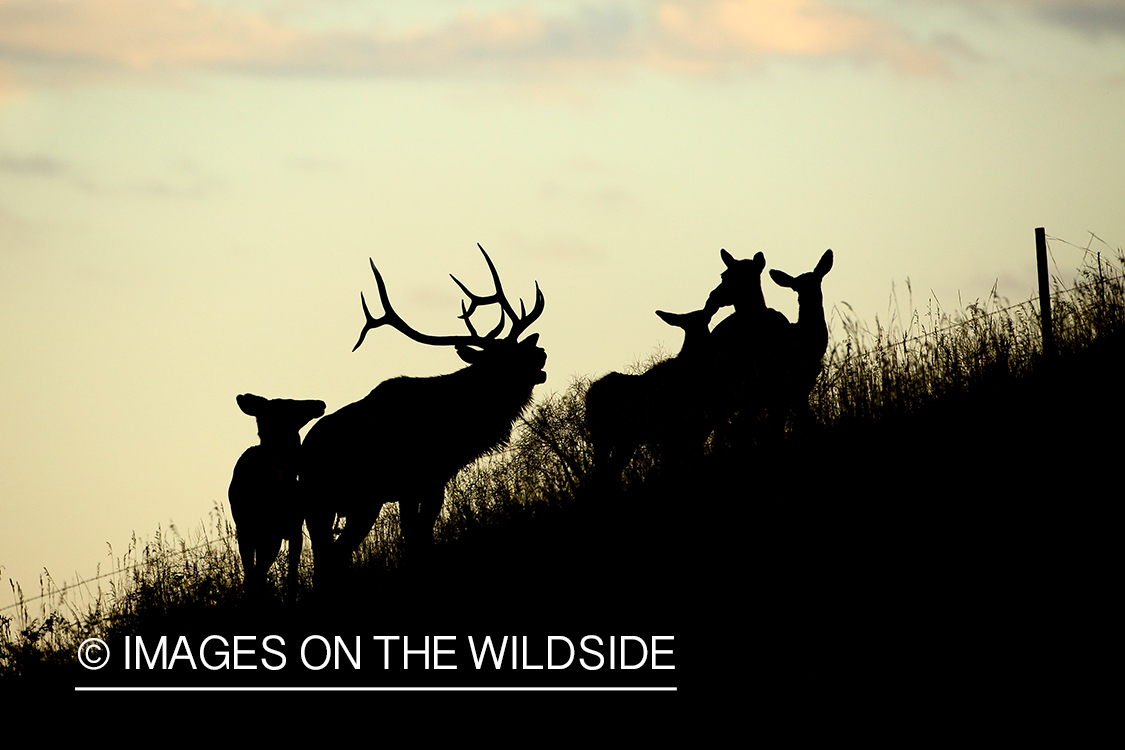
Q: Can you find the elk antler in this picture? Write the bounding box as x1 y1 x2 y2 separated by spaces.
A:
459 297 506 341
353 246 544 352
354 259 483 352
450 244 544 341
507 280 545 341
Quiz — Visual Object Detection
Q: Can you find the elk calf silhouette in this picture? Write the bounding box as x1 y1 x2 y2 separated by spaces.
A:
228 393 325 598
300 245 546 585
768 249 833 424
585 307 715 482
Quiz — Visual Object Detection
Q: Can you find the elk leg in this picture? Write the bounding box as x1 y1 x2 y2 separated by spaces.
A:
237 529 258 592
418 487 445 548
257 535 283 592
284 526 302 598
333 506 380 569
595 442 615 480
592 440 628 489
305 507 336 587
399 488 443 570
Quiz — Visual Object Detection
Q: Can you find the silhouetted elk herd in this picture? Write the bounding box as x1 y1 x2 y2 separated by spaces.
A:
229 244 833 597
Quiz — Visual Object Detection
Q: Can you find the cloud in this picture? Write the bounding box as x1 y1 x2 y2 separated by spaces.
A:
0 0 298 70
651 0 950 75
1025 0 1125 38
918 1 1125 39
0 63 17 103
0 0 956 88
0 153 101 191
0 151 223 197
0 153 69 176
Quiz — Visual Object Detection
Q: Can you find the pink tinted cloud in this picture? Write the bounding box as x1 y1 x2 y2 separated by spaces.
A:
0 0 299 69
652 0 951 75
0 0 955 83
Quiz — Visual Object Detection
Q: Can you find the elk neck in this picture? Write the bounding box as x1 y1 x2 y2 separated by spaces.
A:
728 285 766 317
258 427 302 451
794 288 827 350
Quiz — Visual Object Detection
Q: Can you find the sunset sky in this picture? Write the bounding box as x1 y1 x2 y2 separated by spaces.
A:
2 0 1123 596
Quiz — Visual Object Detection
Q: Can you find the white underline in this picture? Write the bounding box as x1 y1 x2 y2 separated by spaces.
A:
76 686 677 692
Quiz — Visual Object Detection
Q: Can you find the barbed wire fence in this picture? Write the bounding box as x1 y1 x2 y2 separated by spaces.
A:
821 231 1121 371
3 230 1121 625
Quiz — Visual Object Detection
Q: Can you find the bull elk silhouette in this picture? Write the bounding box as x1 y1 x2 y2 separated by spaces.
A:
585 306 716 482
300 245 546 584
228 393 326 598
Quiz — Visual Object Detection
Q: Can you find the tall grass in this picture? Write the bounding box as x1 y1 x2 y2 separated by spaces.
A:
814 284 1044 426
4 236 1123 677
813 240 1125 431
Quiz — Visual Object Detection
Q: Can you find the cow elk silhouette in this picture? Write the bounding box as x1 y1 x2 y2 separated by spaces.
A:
585 306 716 483
769 249 833 428
700 249 796 447
300 245 546 585
705 249 791 359
228 393 326 598
703 248 835 444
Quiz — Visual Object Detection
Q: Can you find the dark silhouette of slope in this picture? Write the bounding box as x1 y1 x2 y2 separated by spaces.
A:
65 276 1123 703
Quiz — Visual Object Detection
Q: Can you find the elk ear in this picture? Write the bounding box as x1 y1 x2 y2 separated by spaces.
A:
455 345 485 364
236 393 267 417
655 310 675 326
521 333 540 347
815 249 833 278
720 249 735 269
752 252 766 271
770 269 796 288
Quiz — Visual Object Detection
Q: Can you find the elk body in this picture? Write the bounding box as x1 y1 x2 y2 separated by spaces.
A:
300 246 546 584
703 248 834 441
228 393 326 598
703 250 792 435
585 307 716 482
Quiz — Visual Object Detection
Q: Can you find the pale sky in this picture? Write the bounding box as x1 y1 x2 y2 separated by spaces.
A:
2 0 1123 597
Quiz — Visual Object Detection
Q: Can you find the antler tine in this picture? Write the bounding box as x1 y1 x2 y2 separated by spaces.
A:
459 300 475 336
449 273 497 322
450 273 508 340
353 258 400 351
508 280 545 340
353 291 378 352
457 300 506 340
453 245 521 318
483 308 506 340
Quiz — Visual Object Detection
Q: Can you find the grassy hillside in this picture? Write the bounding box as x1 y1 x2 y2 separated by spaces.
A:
4 242 1121 693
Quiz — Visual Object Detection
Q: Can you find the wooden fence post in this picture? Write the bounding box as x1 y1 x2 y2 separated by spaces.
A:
1036 227 1055 361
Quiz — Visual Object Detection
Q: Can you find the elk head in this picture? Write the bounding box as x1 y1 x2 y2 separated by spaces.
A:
769 248 834 356
705 250 768 316
352 243 547 383
769 249 833 303
235 394 326 449
655 308 715 359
